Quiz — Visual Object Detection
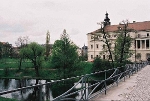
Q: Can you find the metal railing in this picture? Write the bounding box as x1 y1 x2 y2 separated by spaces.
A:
0 61 148 101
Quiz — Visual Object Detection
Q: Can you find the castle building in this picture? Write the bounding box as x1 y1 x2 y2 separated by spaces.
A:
87 13 150 62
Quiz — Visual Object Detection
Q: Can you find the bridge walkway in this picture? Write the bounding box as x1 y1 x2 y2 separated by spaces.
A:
92 65 150 101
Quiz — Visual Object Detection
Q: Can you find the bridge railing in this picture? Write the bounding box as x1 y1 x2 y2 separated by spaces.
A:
0 61 148 101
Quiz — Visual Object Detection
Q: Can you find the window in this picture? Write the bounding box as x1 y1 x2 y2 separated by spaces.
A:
136 53 141 60
137 40 140 49
147 33 149 37
137 34 140 38
96 55 99 58
103 55 105 59
96 44 99 49
91 45 93 49
91 55 93 59
146 53 150 59
146 40 149 49
103 44 106 49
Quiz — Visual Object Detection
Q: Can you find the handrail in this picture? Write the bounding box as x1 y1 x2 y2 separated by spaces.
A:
0 61 148 101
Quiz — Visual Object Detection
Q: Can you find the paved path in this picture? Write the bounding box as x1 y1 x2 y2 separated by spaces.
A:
92 65 150 101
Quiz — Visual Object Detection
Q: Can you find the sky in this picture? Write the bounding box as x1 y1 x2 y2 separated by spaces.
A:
0 0 150 47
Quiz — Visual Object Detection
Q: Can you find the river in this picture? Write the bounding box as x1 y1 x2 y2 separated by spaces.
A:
0 79 88 101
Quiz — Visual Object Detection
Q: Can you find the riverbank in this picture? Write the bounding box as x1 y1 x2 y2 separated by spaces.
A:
0 58 93 80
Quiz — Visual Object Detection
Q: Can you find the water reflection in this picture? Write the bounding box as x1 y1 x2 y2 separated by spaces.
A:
0 78 93 101
0 79 53 101
0 79 80 101
3 79 11 89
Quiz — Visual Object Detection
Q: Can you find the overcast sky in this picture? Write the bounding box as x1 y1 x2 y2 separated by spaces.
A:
0 0 150 47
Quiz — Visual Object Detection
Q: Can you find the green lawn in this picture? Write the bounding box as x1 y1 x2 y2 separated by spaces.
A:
0 58 93 79
0 97 18 101
0 58 33 69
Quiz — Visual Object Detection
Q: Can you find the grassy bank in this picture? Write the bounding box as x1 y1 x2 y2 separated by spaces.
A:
0 97 18 101
0 58 93 79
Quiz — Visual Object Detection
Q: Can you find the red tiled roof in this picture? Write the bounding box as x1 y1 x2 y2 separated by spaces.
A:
88 21 150 34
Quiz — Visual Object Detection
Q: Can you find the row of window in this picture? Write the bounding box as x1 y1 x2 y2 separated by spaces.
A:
90 53 150 60
90 44 111 49
91 34 117 40
137 33 149 38
90 55 111 59
91 44 99 49
136 40 150 49
136 53 150 60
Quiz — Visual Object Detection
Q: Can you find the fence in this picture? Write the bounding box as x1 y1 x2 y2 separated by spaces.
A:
0 61 148 101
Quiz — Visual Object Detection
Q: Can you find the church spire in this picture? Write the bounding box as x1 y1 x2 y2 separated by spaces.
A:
104 12 111 26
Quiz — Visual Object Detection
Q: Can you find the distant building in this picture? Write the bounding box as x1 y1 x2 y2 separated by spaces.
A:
87 12 150 62
81 44 88 56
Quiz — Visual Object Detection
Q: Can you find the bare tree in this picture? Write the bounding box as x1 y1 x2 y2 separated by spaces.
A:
15 36 29 48
98 22 114 67
15 36 30 70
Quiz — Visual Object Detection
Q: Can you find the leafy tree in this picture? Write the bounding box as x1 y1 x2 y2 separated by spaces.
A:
20 42 44 76
97 22 114 68
0 42 2 59
114 21 132 63
45 31 50 59
51 29 80 78
0 42 13 58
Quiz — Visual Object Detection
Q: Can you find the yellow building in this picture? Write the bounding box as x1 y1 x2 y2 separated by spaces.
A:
87 13 150 62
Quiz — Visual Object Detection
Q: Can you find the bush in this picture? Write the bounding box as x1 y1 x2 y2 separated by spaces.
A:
92 57 112 72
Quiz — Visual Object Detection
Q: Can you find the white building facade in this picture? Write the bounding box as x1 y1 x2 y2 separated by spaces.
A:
87 13 150 62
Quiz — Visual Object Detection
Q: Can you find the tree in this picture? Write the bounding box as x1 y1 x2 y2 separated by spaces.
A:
0 42 13 58
114 20 132 63
0 42 2 58
45 31 50 59
15 36 29 48
15 36 30 70
97 22 114 68
20 42 44 76
51 29 80 78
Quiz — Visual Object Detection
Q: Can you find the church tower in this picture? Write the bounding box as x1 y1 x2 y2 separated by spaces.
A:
104 12 111 26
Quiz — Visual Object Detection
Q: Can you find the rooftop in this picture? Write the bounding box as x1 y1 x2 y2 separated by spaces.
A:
88 21 150 34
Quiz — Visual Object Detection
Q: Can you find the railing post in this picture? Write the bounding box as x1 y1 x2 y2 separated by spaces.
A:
104 70 107 95
134 64 136 74
124 66 126 82
129 68 131 78
84 76 87 100
81 77 84 99
39 85 42 101
116 69 118 86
